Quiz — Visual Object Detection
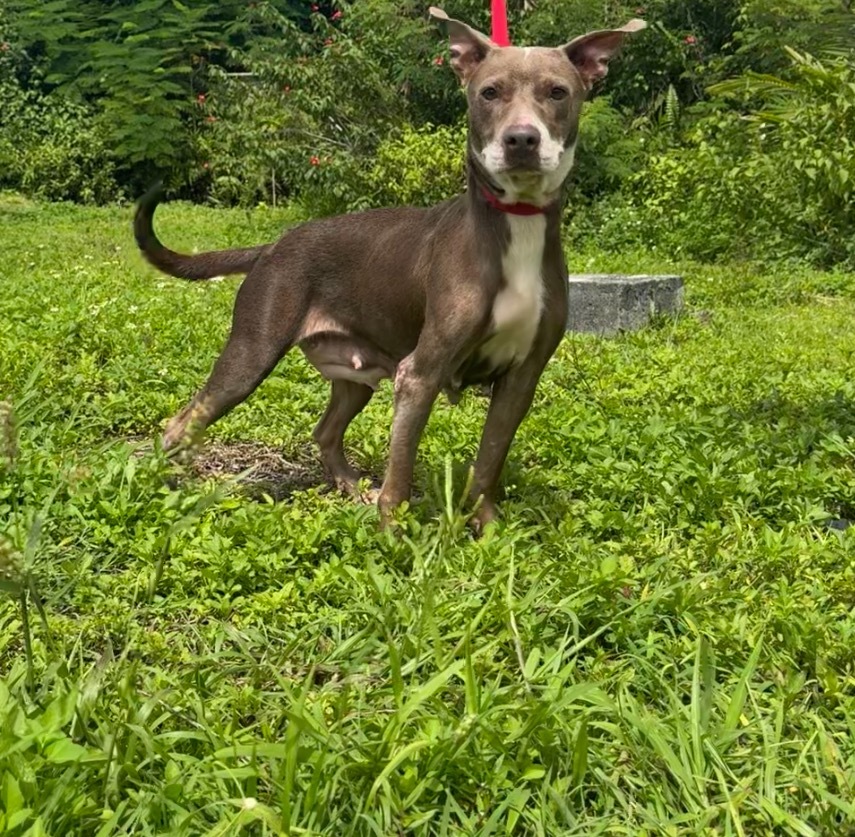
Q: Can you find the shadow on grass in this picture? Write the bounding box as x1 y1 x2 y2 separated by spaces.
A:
129 436 327 501
190 441 323 501
741 389 855 438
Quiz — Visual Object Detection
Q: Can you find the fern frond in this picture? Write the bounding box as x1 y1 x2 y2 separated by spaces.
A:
663 84 680 132
709 72 799 99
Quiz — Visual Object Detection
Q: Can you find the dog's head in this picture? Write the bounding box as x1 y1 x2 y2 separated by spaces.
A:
430 7 645 204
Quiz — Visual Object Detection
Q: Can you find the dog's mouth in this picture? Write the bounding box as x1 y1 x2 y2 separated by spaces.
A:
471 141 565 202
499 164 545 178
480 148 564 179
498 160 545 176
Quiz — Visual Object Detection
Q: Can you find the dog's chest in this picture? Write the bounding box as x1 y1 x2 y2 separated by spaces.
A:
479 215 546 370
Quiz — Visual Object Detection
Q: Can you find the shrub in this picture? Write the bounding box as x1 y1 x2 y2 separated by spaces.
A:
569 97 645 199
583 48 855 268
366 122 467 208
197 0 453 214
193 74 297 208
3 0 290 193
0 54 120 203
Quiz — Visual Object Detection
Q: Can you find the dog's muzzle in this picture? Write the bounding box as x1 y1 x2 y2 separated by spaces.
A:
501 123 543 170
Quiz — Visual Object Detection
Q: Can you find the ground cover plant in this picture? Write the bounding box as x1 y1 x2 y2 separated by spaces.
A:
1 194 855 834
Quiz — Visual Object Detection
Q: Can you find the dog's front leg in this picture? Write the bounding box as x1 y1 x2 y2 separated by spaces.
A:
377 355 443 527
468 353 553 534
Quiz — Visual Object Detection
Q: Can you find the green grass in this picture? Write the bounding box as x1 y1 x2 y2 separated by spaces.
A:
1 193 854 835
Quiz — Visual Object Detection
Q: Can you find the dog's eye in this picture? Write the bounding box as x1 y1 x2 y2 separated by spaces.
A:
480 86 499 101
550 86 569 101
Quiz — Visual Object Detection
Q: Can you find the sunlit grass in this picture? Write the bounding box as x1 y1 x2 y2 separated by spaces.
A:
0 196 853 834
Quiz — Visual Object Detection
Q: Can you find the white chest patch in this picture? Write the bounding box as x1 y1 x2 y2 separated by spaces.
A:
479 214 546 370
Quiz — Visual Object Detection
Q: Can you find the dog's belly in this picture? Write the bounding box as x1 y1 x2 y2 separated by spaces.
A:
299 329 396 390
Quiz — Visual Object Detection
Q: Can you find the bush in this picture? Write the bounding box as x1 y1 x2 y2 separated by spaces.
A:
193 75 297 208
582 48 855 268
569 97 645 199
3 0 293 193
366 122 467 208
196 0 455 214
0 67 120 204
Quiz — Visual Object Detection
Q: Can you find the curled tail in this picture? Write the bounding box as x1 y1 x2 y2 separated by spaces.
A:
134 184 270 280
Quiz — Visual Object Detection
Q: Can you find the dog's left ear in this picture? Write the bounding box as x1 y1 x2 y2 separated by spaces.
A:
429 6 494 84
562 19 646 89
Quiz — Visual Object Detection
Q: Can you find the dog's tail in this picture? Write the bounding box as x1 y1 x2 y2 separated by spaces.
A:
134 184 270 280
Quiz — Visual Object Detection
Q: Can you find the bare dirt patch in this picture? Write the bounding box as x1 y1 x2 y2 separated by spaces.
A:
190 441 323 500
127 435 325 500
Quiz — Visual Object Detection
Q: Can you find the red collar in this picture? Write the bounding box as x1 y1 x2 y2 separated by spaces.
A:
479 185 549 216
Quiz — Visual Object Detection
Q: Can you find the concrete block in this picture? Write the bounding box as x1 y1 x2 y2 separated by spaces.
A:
565 274 684 336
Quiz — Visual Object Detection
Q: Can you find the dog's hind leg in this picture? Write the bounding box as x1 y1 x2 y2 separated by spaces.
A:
312 380 374 495
162 263 304 451
162 334 291 451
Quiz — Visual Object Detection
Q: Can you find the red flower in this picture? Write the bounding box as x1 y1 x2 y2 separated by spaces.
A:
331 9 342 20
433 55 444 66
311 3 318 10
310 155 320 166
684 34 697 45
196 93 206 104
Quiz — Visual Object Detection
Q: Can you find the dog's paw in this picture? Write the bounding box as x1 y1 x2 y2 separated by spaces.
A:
359 485 382 505
331 473 382 506
163 439 202 466
468 501 499 538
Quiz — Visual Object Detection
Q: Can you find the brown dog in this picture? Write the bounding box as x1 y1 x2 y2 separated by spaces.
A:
134 8 644 530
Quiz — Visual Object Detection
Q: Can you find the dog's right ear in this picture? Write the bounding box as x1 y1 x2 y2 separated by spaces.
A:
561 19 646 89
429 6 494 84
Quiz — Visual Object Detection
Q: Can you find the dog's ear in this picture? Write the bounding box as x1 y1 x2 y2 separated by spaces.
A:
429 6 494 84
561 19 646 89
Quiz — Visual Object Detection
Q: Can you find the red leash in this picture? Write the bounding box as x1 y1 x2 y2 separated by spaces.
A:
491 0 510 46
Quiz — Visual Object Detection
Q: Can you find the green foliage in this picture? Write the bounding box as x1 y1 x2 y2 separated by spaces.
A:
0 681 103 833
366 122 467 208
729 0 855 74
4 0 301 189
2 194 855 835
585 47 855 266
594 0 741 115
194 74 296 207
0 50 119 203
8 0 205 184
197 0 461 213
568 97 644 199
4 0 855 269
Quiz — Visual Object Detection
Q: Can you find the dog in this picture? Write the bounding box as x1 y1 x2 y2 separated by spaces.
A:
134 7 644 531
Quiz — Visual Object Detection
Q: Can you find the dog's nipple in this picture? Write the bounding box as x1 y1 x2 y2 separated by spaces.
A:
351 353 363 370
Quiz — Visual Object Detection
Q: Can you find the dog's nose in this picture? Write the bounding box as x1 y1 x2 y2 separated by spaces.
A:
502 124 541 152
